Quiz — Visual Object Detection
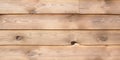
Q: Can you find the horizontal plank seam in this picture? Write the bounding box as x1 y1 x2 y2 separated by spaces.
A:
1 13 120 15
0 44 119 46
0 45 118 47
0 29 120 31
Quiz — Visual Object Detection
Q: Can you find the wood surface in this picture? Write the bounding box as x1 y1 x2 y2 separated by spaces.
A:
0 15 120 29
0 0 120 59
0 30 119 45
0 46 119 60
0 0 120 14
0 0 79 14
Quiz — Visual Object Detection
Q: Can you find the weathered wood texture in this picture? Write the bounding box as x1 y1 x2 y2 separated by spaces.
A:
0 0 120 14
0 46 119 60
0 30 119 45
0 0 120 59
0 15 120 29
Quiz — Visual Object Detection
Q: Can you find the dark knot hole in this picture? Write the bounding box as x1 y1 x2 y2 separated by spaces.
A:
16 36 23 41
71 41 77 45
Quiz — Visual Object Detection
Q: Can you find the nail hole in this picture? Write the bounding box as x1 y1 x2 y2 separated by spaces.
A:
71 41 77 45
16 36 23 41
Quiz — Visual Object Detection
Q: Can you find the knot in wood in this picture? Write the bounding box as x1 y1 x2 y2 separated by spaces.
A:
16 36 24 41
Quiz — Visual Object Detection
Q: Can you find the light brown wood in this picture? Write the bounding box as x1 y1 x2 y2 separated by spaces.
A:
0 30 70 45
0 0 120 14
0 0 79 14
0 46 120 60
0 15 120 29
79 0 120 14
0 30 119 45
0 0 119 59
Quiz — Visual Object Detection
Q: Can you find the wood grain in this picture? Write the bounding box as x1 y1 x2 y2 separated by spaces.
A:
0 0 79 14
0 30 119 45
0 0 120 14
0 15 120 29
0 46 120 60
0 0 119 60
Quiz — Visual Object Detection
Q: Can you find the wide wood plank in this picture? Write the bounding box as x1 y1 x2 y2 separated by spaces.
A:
0 30 119 45
0 30 71 45
0 0 79 14
0 46 119 60
0 15 120 29
79 0 120 14
0 0 120 14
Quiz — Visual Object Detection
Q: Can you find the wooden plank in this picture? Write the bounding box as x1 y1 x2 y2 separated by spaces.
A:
0 46 119 60
0 0 79 14
79 0 120 14
0 30 119 45
0 15 120 29
0 30 71 45
0 0 120 14
75 31 120 45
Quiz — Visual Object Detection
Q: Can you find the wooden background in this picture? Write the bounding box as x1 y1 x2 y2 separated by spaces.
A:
0 0 120 60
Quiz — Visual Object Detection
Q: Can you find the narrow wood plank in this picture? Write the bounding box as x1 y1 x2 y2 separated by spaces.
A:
0 46 119 60
0 0 120 14
0 30 119 45
0 15 120 29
